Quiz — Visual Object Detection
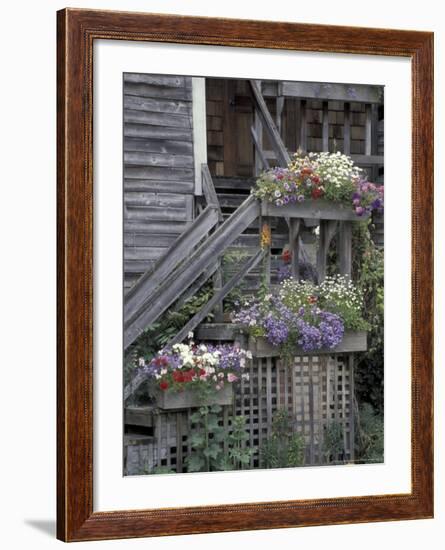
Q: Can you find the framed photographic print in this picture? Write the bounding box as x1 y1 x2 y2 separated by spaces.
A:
57 8 434 542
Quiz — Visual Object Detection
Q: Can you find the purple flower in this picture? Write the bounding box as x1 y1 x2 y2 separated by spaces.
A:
355 206 365 216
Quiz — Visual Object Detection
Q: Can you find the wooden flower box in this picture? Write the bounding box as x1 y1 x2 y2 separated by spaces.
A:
154 385 233 410
261 199 370 222
247 330 367 358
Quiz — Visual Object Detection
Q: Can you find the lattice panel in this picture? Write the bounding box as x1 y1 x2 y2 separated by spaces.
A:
232 354 354 467
124 354 354 474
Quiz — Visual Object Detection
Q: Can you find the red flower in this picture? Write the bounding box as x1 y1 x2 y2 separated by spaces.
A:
311 188 324 199
183 370 195 383
308 295 318 304
311 175 320 184
172 371 184 383
159 381 169 391
282 249 291 263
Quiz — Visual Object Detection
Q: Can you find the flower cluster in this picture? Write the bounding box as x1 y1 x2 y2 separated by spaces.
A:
232 293 345 352
252 151 383 216
295 308 345 352
279 275 368 331
142 342 251 392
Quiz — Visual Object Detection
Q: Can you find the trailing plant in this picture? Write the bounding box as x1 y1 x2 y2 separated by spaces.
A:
352 221 384 413
253 151 384 216
260 409 305 468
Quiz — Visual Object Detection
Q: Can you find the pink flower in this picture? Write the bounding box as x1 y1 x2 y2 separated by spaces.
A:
227 373 238 383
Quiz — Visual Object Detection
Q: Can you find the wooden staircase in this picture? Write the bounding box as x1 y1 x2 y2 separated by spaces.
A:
124 78 384 402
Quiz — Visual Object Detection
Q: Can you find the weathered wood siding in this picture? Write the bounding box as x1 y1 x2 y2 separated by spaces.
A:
124 73 195 290
205 78 384 181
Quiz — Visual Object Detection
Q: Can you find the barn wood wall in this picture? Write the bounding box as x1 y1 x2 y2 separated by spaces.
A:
123 73 195 291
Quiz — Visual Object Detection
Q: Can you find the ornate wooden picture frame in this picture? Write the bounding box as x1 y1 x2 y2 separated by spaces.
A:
57 8 433 542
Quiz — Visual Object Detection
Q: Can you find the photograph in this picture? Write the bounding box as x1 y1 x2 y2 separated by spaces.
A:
122 74 385 476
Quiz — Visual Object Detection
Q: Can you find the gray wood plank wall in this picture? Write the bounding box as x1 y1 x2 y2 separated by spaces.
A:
124 73 195 290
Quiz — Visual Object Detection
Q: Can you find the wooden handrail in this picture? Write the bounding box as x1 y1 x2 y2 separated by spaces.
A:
167 248 266 346
124 194 260 349
124 205 219 321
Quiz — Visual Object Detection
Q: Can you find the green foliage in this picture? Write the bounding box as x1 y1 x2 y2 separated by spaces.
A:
185 407 254 472
352 221 384 413
185 405 226 473
261 409 305 469
226 416 255 470
356 403 384 463
323 421 345 462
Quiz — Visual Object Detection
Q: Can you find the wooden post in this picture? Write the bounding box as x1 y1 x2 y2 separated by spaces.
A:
276 95 285 136
254 109 263 177
365 103 372 156
300 99 307 152
289 218 301 279
212 260 224 322
222 79 237 176
316 220 338 282
349 354 355 463
338 221 352 278
343 102 351 155
322 101 329 152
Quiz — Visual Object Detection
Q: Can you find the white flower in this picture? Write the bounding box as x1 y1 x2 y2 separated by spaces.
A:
246 351 253 359
188 331 194 339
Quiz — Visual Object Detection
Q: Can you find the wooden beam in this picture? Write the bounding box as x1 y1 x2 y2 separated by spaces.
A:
249 80 291 167
264 81 383 104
